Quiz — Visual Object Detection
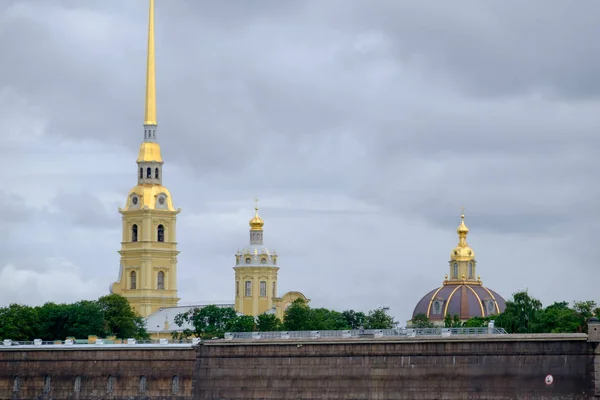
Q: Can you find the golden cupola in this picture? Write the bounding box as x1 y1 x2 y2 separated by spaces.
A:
249 206 264 231
450 213 475 262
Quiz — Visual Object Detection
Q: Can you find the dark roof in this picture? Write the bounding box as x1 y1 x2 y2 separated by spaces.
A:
412 283 506 320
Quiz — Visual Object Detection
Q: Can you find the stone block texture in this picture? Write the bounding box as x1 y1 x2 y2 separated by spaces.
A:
194 335 594 400
0 347 195 400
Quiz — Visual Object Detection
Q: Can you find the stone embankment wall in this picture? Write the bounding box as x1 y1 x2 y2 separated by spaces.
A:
194 334 594 400
1 334 598 400
0 346 195 400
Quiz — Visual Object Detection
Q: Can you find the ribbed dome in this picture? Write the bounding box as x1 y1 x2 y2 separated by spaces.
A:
412 283 506 321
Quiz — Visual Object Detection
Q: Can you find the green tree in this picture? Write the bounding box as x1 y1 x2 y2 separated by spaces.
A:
495 291 543 333
309 308 348 330
97 294 148 339
283 298 313 331
365 307 395 329
65 301 105 339
573 300 598 333
228 315 255 333
444 313 462 328
0 304 40 341
411 313 434 328
37 302 72 340
540 302 580 333
174 305 245 339
341 310 367 329
256 314 283 331
463 316 491 328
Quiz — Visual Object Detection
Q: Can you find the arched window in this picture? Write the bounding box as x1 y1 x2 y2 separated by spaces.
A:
132 224 138 242
468 263 473 279
453 263 458 279
260 281 267 297
139 376 147 393
107 376 115 394
157 271 165 290
157 225 165 242
245 281 252 297
245 257 251 264
139 168 143 179
433 301 441 314
130 271 137 290
146 167 151 178
261 258 266 264
155 168 159 179
236 281 239 297
74 376 81 393
171 376 179 394
272 282 276 297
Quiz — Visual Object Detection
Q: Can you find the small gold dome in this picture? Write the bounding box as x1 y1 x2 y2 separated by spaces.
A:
457 214 469 235
249 206 264 231
450 213 475 261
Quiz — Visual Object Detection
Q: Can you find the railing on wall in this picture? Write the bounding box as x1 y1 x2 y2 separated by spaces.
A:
223 326 508 340
1 326 508 348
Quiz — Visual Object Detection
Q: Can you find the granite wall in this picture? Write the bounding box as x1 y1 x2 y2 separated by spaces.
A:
0 346 195 400
1 333 598 400
194 334 596 400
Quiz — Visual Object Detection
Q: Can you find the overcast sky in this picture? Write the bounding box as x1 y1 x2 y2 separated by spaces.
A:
1 0 599 324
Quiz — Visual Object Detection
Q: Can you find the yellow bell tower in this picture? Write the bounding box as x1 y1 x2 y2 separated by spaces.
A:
234 204 279 317
110 0 180 318
234 201 309 319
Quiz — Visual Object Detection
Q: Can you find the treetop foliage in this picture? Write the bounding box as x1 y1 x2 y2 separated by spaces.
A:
0 294 148 341
174 299 397 339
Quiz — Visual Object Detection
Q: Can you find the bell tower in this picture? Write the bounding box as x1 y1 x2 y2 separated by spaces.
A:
234 203 280 317
110 0 180 318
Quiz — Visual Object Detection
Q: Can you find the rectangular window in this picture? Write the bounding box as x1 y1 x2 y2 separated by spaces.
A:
272 282 276 297
236 281 239 297
260 281 266 297
245 281 252 297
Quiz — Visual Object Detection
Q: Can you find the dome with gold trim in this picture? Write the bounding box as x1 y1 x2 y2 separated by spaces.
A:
411 212 506 325
249 206 264 231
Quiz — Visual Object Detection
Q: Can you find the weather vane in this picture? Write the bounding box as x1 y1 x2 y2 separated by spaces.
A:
460 205 466 216
254 197 259 210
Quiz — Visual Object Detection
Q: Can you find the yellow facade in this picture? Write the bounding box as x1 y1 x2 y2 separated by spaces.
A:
110 0 180 318
234 206 308 319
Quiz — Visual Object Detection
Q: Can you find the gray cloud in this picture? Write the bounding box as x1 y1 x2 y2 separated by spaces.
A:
0 0 598 321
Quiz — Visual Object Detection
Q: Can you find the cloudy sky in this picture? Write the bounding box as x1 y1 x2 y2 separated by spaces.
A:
1 0 599 324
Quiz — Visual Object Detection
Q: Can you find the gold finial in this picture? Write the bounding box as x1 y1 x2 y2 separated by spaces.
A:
144 0 157 125
457 207 469 237
450 207 475 262
249 198 264 231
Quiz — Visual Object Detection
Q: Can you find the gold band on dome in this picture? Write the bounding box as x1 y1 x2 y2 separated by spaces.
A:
426 286 446 318
481 286 500 314
443 285 462 316
465 285 485 317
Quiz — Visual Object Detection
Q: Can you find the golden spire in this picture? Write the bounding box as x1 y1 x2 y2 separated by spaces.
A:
450 207 475 261
144 0 157 126
249 198 264 231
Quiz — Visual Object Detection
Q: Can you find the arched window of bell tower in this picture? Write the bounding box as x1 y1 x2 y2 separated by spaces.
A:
132 224 138 242
146 167 151 178
130 271 137 290
157 271 165 290
468 263 473 279
139 168 143 179
155 168 159 179
157 225 165 242
453 263 458 279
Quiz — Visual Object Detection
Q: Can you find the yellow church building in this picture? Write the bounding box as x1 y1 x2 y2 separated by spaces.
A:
110 0 308 338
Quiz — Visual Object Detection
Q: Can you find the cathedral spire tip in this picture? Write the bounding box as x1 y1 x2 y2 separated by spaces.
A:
144 0 157 126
